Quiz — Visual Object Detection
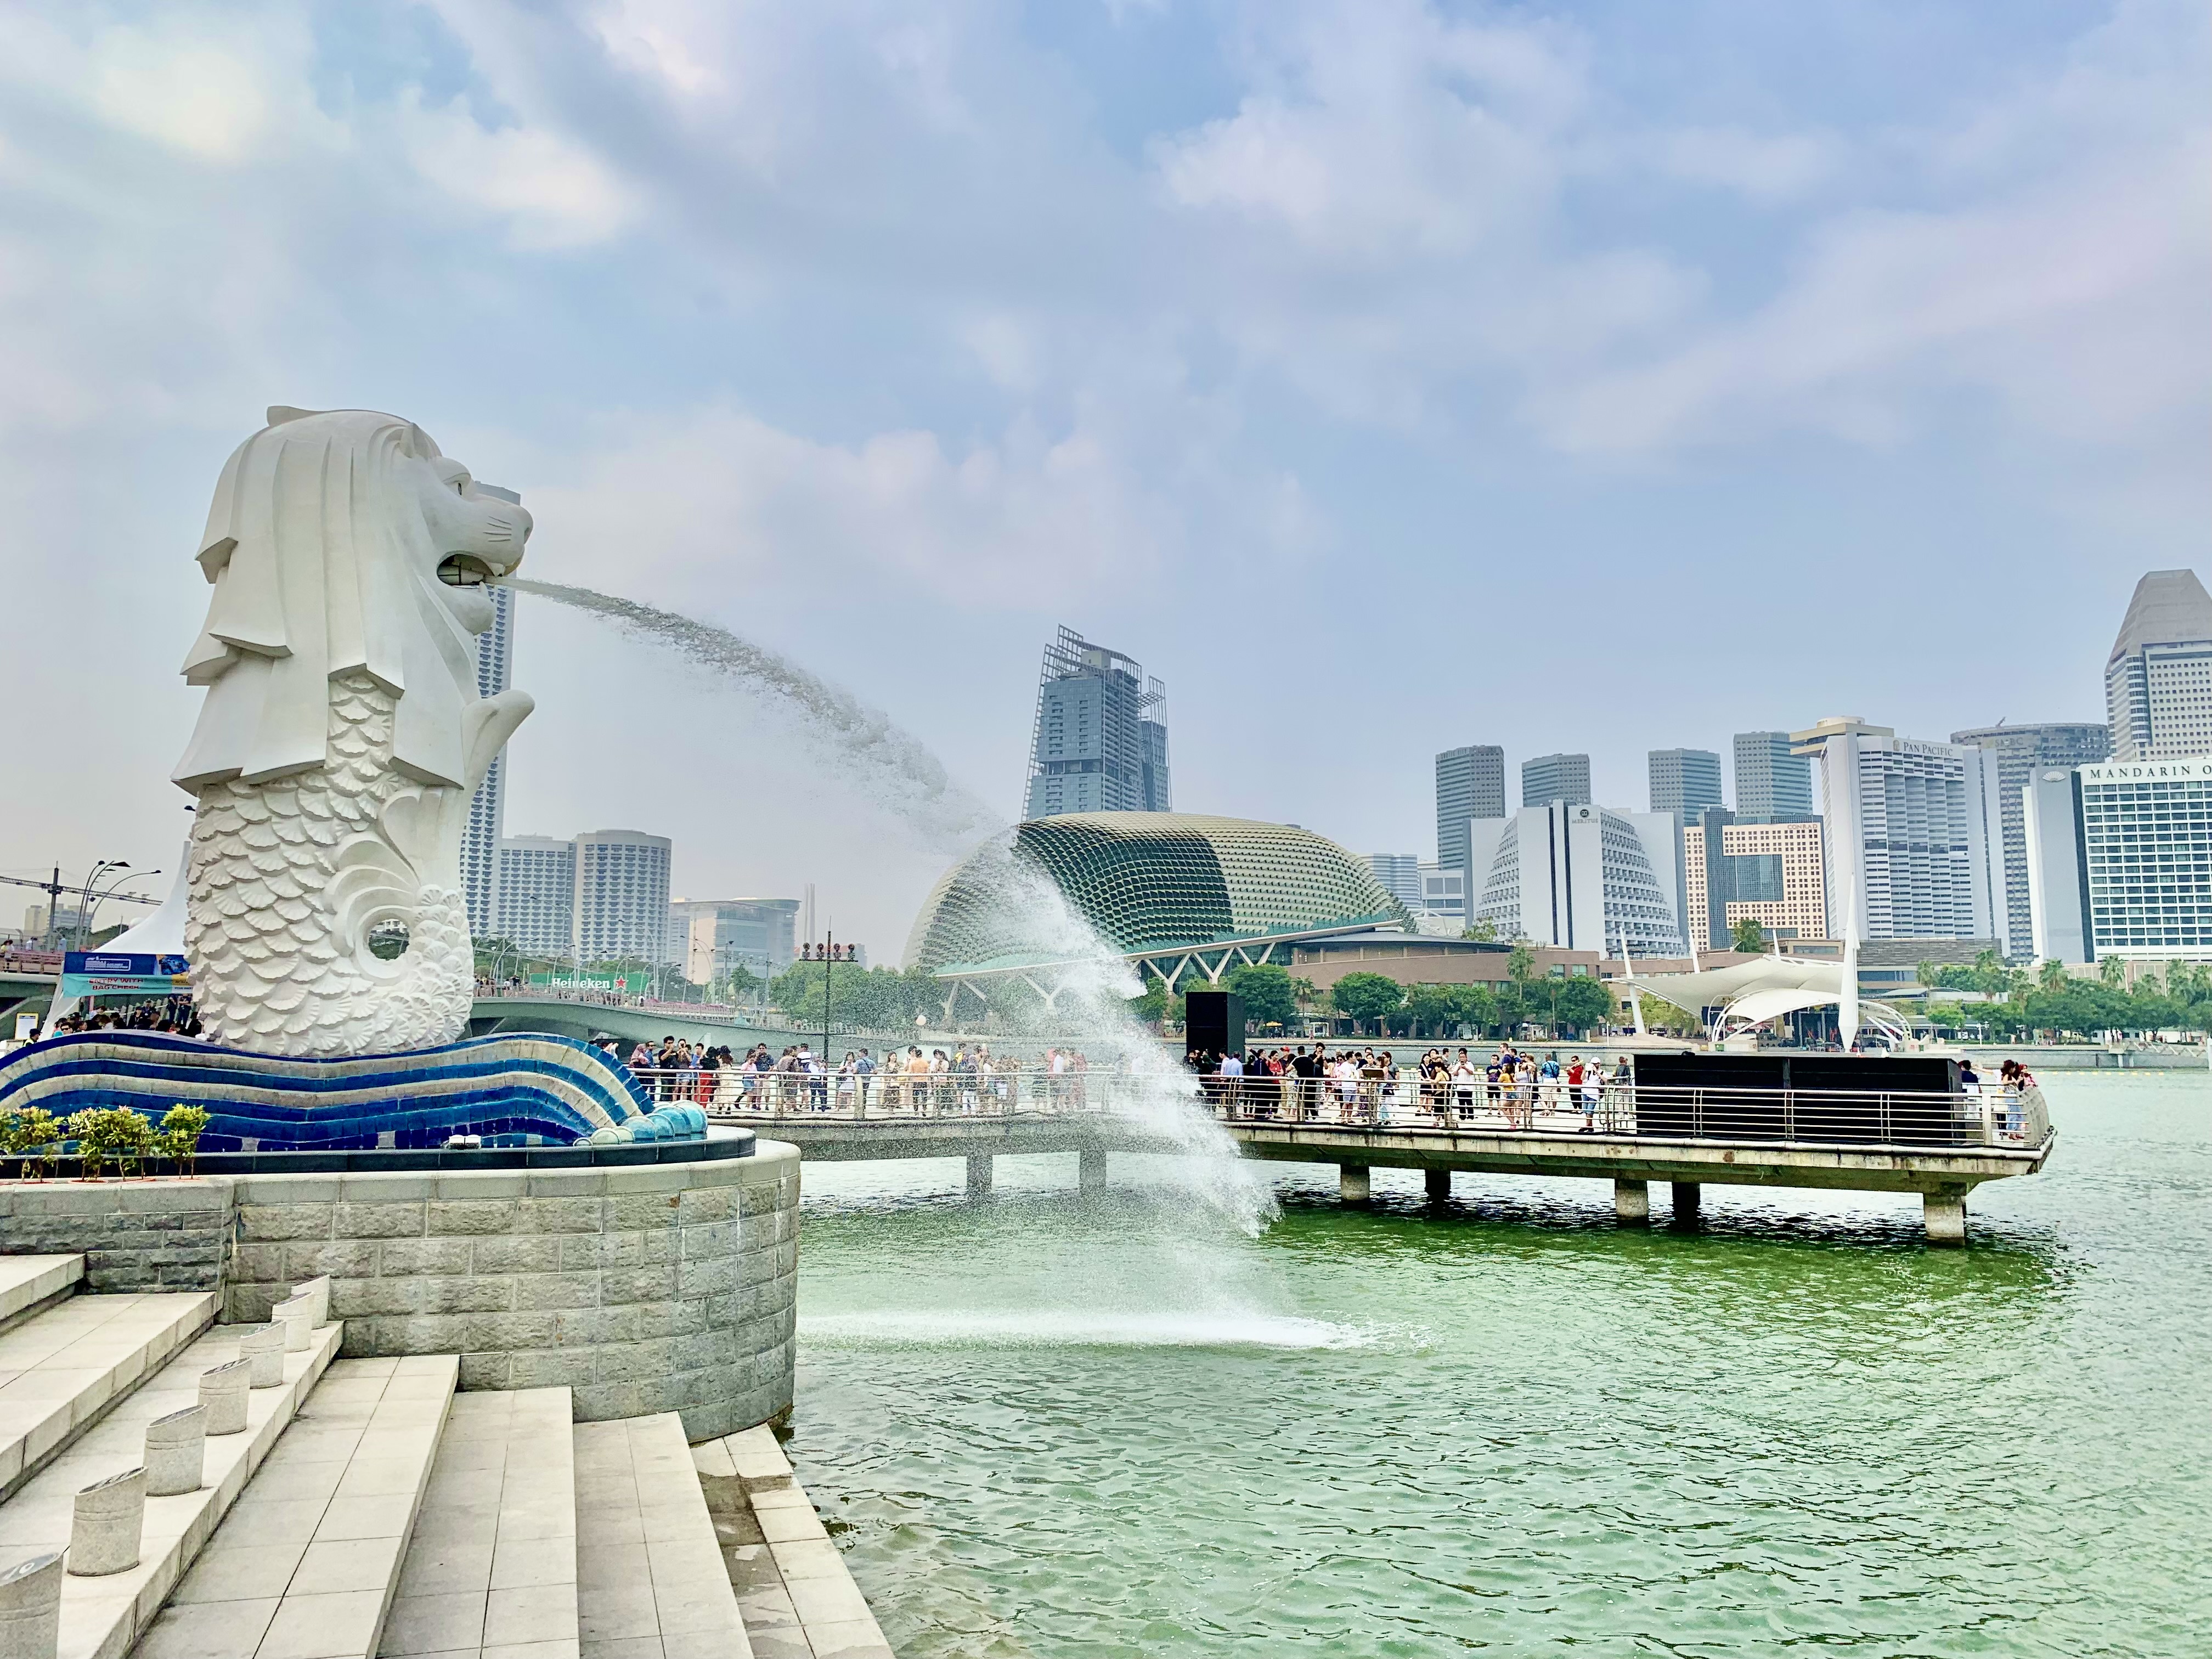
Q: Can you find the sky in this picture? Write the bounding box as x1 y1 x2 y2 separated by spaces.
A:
2 0 2206 955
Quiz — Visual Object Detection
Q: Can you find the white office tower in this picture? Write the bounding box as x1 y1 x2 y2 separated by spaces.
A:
494 836 577 961
2027 757 2212 963
1790 718 2006 949
460 583 515 939
1360 854 1423 913
2105 569 2212 760
572 831 673 966
1465 804 1685 958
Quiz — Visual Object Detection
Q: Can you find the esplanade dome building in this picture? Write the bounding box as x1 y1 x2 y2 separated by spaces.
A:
905 812 1413 976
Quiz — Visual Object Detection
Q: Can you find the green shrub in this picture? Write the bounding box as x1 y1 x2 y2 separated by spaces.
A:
154 1105 212 1175
64 1108 154 1180
1 1107 61 1177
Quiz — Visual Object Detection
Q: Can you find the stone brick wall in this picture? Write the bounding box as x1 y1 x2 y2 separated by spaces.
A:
0 1143 799 1440
0 1179 235 1292
224 1146 799 1440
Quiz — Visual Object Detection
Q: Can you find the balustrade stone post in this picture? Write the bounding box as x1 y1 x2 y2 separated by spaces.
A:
0 1551 63 1659
144 1404 207 1497
291 1276 331 1328
67 1468 146 1576
199 1358 252 1435
240 1323 286 1387
271 1297 312 1352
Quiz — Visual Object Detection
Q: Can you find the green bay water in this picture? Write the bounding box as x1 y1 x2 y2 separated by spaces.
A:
782 1073 2209 1656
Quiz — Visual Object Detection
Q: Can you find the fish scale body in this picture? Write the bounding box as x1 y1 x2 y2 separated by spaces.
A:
186 671 473 1056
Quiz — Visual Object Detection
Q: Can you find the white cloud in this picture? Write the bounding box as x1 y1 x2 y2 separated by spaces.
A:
397 94 638 250
515 405 1183 606
89 34 274 162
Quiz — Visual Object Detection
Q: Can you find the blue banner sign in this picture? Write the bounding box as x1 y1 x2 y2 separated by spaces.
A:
60 952 191 998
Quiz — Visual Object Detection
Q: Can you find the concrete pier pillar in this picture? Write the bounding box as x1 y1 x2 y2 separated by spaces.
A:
1669 1182 1702 1226
1340 1165 1371 1204
1078 1149 1107 1193
1923 1189 1968 1246
965 1154 993 1199
1424 1168 1451 1203
1614 1179 1650 1224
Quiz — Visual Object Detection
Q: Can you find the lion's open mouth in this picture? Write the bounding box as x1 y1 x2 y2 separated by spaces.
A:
437 555 496 588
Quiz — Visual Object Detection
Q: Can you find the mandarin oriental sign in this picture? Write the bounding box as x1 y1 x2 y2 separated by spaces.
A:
2080 756 2212 783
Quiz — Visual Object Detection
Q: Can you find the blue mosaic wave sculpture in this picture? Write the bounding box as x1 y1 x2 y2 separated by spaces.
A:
0 1031 682 1151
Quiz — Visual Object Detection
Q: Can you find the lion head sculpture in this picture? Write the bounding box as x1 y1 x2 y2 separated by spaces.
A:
173 406 533 792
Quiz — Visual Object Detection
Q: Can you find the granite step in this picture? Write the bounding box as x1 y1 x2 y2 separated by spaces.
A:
693 1427 892 1659
131 1353 458 1659
0 1316 342 1659
575 1413 750 1659
0 1290 218 1499
0 1254 84 1334
375 1386 578 1659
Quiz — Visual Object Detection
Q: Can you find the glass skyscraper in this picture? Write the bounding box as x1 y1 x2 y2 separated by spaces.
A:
461 583 514 940
1733 731 1815 820
1521 753 1591 808
1434 745 1505 871
2104 568 2212 760
1023 628 1171 819
1648 748 1724 823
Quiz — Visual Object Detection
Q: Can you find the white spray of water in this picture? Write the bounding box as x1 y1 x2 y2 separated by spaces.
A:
506 578 999 854
510 578 1276 1233
802 1310 1372 1350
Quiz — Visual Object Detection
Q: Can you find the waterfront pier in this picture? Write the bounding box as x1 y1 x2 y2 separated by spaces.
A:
675 1065 2055 1243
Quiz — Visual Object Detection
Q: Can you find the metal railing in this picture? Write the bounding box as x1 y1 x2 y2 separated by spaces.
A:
634 1064 2047 1149
636 1065 1114 1119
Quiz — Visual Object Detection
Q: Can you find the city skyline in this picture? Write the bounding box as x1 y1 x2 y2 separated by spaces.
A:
1 1 2202 956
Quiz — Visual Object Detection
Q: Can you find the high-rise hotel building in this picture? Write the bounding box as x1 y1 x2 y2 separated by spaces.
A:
493 830 672 967
2027 757 2212 963
1790 718 2007 950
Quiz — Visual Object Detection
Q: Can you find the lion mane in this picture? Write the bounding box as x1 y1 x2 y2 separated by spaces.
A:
173 407 521 792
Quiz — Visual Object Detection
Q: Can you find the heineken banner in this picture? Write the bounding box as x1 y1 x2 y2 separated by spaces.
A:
527 970 650 995
61 952 191 998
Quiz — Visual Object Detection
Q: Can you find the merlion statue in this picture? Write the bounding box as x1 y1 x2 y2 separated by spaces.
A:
172 407 534 1055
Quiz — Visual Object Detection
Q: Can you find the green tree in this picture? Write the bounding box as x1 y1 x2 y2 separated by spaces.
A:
2100 955 2127 988
1462 918 1498 943
1222 963 1300 1031
2038 959 2070 992
1330 972 1404 1035
1506 943 1536 987
1730 917 1768 953
1127 980 1184 1030
1550 978 1614 1036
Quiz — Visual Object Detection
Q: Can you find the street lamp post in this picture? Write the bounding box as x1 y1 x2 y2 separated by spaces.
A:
75 862 144 949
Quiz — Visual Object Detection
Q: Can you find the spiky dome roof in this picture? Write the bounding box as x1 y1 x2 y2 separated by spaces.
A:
905 812 1412 972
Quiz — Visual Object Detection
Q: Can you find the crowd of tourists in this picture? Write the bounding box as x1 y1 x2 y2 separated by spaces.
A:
622 1036 1097 1115
37 1001 202 1040
1192 1043 1632 1131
